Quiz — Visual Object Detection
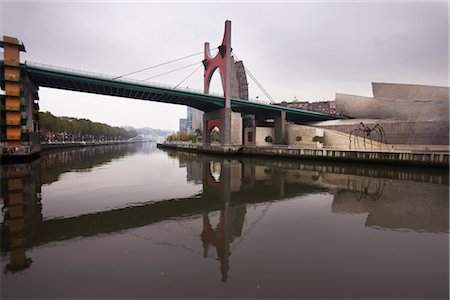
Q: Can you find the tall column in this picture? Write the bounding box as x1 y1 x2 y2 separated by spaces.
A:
222 20 232 145
203 21 233 145
202 114 210 143
274 111 286 144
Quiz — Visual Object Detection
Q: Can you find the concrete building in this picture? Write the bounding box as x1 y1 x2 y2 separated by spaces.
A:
246 82 449 151
311 82 449 150
1 36 40 156
187 106 203 133
277 100 338 115
179 118 188 135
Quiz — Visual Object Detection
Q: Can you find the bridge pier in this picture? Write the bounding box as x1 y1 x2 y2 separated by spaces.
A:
203 108 242 145
274 111 287 144
244 111 287 145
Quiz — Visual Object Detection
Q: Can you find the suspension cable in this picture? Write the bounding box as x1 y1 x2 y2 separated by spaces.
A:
113 47 217 80
245 67 276 104
232 52 276 104
174 64 203 89
140 62 202 82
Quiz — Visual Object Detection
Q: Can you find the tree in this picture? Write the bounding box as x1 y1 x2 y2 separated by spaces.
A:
38 111 137 141
265 135 273 143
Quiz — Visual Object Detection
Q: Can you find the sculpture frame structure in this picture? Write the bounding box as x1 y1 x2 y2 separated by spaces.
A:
202 20 236 145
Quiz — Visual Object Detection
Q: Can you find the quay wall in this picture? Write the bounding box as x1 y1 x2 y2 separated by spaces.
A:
40 140 148 152
157 142 449 169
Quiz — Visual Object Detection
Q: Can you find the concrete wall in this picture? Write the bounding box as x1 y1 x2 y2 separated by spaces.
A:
313 119 449 146
335 93 448 122
322 127 386 150
230 58 249 100
332 83 449 147
372 82 449 102
231 111 243 145
286 124 324 148
203 109 242 145
244 128 255 146
248 127 274 146
285 124 387 150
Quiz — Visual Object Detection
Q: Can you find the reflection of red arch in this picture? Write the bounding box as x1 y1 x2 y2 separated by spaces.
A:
207 119 221 133
206 171 220 187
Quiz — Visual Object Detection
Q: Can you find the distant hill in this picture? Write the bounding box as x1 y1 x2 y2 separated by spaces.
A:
122 126 175 141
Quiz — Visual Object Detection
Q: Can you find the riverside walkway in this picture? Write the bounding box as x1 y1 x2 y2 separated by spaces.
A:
157 142 449 169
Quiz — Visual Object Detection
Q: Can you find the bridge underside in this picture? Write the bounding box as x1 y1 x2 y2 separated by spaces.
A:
21 63 340 124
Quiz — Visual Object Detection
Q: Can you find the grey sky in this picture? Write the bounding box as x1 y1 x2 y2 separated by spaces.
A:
1 1 448 130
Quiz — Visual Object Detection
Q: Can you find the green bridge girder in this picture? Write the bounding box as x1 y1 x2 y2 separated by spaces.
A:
0 61 341 123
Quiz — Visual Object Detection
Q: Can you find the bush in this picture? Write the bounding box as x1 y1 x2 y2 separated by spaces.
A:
312 135 323 143
265 135 273 143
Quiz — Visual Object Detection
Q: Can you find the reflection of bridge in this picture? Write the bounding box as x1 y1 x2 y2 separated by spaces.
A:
1 144 448 279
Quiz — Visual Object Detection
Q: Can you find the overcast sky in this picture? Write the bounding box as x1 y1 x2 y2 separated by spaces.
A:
1 1 448 130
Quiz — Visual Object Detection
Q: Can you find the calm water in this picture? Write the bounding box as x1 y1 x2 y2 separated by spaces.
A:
1 143 448 299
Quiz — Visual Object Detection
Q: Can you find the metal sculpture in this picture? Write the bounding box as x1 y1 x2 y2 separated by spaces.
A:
349 122 387 149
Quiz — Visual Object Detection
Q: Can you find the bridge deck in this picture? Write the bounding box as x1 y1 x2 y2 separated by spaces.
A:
1 61 341 123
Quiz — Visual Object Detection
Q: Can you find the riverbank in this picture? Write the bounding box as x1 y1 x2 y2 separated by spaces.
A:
41 140 149 151
0 140 151 163
157 142 449 169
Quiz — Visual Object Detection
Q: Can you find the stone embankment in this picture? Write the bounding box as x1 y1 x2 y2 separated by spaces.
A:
157 142 449 169
41 140 146 151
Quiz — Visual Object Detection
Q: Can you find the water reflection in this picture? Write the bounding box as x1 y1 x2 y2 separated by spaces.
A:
1 160 41 273
1 144 448 291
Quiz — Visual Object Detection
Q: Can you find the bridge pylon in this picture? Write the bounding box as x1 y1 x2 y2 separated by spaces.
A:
202 21 242 145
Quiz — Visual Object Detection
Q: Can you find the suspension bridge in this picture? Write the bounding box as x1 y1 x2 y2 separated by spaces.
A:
1 20 341 158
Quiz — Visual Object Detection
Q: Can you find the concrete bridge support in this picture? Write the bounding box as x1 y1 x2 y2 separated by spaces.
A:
242 111 287 146
203 108 242 145
274 111 287 144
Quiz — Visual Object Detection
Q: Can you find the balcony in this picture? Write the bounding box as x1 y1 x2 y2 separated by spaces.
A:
6 120 20 125
6 134 21 140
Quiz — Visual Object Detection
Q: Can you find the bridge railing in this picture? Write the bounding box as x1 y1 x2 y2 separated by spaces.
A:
25 61 273 105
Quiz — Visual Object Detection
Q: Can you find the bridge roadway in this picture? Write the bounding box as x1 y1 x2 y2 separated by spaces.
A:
15 61 340 123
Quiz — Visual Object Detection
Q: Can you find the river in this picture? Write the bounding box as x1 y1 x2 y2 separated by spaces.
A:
1 142 448 299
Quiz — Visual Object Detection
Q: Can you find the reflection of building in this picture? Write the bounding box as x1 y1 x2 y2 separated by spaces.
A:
2 146 448 280
1 160 42 272
331 179 449 233
186 161 203 184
